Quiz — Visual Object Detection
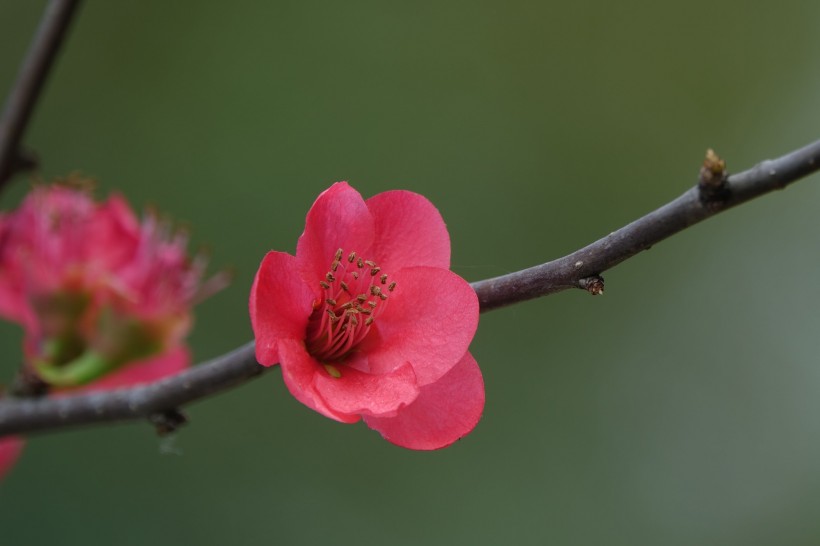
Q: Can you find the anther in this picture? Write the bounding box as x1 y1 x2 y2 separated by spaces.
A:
306 250 396 362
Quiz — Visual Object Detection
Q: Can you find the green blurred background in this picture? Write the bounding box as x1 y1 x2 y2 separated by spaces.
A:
2 1 820 544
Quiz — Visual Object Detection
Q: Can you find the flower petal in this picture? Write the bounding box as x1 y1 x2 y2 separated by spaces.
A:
0 213 35 328
366 190 451 271
0 436 24 481
0 270 31 327
364 352 484 450
85 193 141 270
295 182 375 284
250 251 317 366
277 338 360 423
70 345 190 392
365 266 479 385
314 361 419 418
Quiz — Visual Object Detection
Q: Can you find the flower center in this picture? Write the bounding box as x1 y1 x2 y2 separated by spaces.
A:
306 248 396 364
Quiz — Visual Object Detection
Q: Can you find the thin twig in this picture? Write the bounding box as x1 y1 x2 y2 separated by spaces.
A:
1 139 820 436
472 139 820 310
0 0 82 187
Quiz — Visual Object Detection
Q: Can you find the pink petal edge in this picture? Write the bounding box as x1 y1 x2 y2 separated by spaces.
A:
277 338 360 424
314 361 419 418
364 266 479 385
0 436 25 481
366 190 451 272
250 251 317 366
364 351 484 450
295 182 375 286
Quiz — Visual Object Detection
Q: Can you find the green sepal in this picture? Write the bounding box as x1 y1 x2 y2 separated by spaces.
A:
34 320 164 387
34 350 115 387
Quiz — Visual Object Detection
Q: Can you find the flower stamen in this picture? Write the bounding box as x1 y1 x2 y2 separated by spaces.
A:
305 248 396 363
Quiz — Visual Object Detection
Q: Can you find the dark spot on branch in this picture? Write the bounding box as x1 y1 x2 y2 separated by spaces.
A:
149 408 188 436
579 275 605 295
9 367 49 398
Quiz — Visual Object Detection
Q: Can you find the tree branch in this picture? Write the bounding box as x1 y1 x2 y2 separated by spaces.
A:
1 139 819 436
0 0 82 187
0 342 261 435
473 139 820 310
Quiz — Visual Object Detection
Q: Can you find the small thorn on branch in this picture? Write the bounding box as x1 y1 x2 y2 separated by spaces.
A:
579 275 605 295
9 367 49 398
149 408 188 436
698 148 729 202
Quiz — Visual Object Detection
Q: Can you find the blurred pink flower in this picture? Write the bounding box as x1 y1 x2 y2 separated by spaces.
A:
0 182 226 387
0 436 24 482
250 182 484 450
0 181 226 482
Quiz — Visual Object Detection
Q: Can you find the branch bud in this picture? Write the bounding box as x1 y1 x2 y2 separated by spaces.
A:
698 148 729 201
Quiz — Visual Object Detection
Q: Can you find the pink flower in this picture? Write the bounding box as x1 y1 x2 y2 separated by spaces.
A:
0 182 226 388
250 182 484 450
0 181 226 481
0 436 24 482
